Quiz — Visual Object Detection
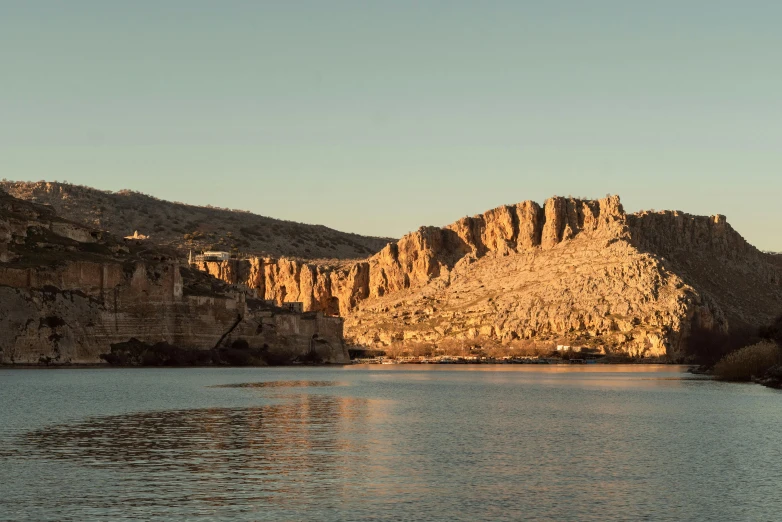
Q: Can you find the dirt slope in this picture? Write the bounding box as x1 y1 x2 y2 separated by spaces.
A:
1 181 392 260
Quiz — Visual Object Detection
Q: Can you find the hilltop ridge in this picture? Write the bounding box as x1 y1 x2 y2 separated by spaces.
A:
0 181 393 260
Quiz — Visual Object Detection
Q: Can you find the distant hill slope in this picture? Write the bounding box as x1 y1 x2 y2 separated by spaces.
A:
0 189 348 366
0 181 392 260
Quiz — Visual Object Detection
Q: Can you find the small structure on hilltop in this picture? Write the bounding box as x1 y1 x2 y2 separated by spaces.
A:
191 251 231 263
124 230 149 241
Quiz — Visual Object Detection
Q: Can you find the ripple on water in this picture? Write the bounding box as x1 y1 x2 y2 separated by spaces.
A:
16 392 379 516
208 380 345 388
7 378 397 521
6 370 782 522
22 395 368 471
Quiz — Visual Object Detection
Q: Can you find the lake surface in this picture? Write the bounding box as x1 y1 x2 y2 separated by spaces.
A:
1 365 781 521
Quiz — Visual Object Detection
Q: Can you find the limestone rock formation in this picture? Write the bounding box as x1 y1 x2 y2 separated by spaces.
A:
195 196 782 359
0 190 348 365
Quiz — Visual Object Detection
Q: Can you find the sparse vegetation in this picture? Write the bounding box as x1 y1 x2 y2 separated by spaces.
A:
703 314 782 384
712 341 781 382
0 180 393 260
381 337 556 360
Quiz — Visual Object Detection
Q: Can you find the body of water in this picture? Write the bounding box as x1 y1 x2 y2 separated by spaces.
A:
1 365 781 521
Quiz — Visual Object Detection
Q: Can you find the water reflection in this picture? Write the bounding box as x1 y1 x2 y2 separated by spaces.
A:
24 396 365 466
21 392 373 509
5 369 782 521
209 380 344 388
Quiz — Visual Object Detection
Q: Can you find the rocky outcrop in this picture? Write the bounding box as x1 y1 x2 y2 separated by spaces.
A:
0 262 348 365
199 196 630 311
628 211 782 329
8 183 771 362
0 191 349 365
194 195 781 359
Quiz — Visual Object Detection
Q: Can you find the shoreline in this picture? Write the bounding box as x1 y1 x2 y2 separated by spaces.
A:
0 363 350 370
1 360 691 370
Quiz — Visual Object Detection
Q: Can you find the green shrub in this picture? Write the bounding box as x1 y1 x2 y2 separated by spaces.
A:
713 341 781 381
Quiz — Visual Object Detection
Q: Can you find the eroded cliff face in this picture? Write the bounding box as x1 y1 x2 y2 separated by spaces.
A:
346 241 715 357
0 191 349 365
23 183 776 363
345 196 731 358
190 195 778 358
628 211 782 330
0 263 348 365
199 197 630 313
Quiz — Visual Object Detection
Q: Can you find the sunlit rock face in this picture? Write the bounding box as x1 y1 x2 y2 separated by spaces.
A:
197 195 782 359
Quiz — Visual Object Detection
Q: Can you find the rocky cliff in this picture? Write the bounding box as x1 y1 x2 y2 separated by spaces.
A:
195 196 782 359
0 190 349 365
627 211 781 329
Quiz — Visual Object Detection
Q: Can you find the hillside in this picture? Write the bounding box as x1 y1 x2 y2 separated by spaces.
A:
6 179 777 360
0 181 392 260
0 189 348 365
194 196 782 360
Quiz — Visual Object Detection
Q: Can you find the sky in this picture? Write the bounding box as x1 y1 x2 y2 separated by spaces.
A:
1 1 781 250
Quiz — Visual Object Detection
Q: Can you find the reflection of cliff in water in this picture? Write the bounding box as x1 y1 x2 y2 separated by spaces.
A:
22 392 372 504
209 380 346 389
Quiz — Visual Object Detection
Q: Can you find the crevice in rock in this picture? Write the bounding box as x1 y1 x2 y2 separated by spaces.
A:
213 314 243 350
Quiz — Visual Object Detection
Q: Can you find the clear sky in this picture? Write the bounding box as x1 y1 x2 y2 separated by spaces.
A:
2 1 780 249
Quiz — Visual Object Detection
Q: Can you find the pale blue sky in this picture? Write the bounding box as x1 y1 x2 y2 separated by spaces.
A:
1 1 780 249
